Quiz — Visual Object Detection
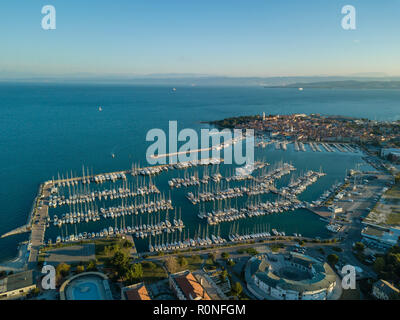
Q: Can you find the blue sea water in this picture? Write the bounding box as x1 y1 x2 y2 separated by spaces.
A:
1 83 399 261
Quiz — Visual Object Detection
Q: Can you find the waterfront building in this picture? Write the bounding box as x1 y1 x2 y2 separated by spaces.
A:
169 270 211 300
245 253 337 300
121 282 151 300
0 270 36 300
372 279 400 300
361 224 400 247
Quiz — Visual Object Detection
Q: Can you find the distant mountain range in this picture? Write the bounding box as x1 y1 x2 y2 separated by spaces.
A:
266 80 400 89
1 73 400 87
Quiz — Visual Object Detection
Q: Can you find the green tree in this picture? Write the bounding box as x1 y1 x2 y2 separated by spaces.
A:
227 259 235 267
373 257 386 274
327 254 339 266
122 239 133 249
220 270 228 282
87 259 98 271
221 252 230 259
354 242 365 252
208 252 216 262
109 250 130 277
56 263 71 278
126 263 143 283
231 282 243 297
110 250 128 268
142 261 156 270
178 256 188 267
191 255 202 263
76 265 85 274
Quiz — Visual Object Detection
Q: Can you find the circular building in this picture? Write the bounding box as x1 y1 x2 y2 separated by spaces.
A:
245 252 337 300
60 272 113 300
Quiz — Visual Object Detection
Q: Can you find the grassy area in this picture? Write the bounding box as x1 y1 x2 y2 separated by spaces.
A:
184 255 204 271
140 261 168 283
164 254 218 273
269 243 285 252
368 183 400 226
95 238 133 262
387 213 400 225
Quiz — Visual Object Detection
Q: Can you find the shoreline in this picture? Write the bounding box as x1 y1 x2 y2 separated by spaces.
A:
0 242 28 272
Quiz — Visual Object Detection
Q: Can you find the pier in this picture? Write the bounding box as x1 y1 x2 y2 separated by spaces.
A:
28 183 50 269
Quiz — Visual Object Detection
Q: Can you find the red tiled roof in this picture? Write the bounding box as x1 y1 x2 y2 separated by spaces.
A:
174 273 211 300
125 284 151 300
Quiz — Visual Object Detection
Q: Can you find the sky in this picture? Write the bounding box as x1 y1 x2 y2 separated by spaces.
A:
0 0 399 78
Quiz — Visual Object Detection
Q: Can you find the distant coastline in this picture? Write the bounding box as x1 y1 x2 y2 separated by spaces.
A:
265 80 400 90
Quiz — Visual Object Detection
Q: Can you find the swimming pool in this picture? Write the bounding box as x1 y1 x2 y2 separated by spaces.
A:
72 281 101 300
60 272 113 300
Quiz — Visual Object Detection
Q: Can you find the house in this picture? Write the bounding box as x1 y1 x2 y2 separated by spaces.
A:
121 282 151 300
169 270 211 300
372 279 400 300
0 270 36 300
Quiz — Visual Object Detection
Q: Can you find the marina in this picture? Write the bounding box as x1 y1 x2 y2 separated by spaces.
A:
0 87 387 267
0 133 371 268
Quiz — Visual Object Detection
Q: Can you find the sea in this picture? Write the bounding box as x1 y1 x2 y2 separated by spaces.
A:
1 83 400 262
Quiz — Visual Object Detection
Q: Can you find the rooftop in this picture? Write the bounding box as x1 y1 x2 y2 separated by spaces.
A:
0 270 35 294
124 283 151 300
172 271 211 300
249 253 336 293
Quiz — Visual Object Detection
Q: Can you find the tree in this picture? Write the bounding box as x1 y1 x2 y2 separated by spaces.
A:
76 265 85 274
208 252 216 262
327 254 339 266
110 250 128 267
191 255 202 263
56 263 71 278
221 252 230 259
122 239 133 248
231 282 243 297
142 261 156 270
31 287 40 297
220 270 228 282
373 257 386 274
87 259 98 271
128 263 143 280
227 259 235 267
165 256 179 273
178 256 188 267
354 242 365 252
109 250 130 278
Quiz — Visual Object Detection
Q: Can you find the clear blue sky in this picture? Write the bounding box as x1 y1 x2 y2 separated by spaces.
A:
1 0 399 77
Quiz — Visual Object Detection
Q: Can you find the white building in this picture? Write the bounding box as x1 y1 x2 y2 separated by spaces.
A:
0 270 36 300
245 253 337 300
